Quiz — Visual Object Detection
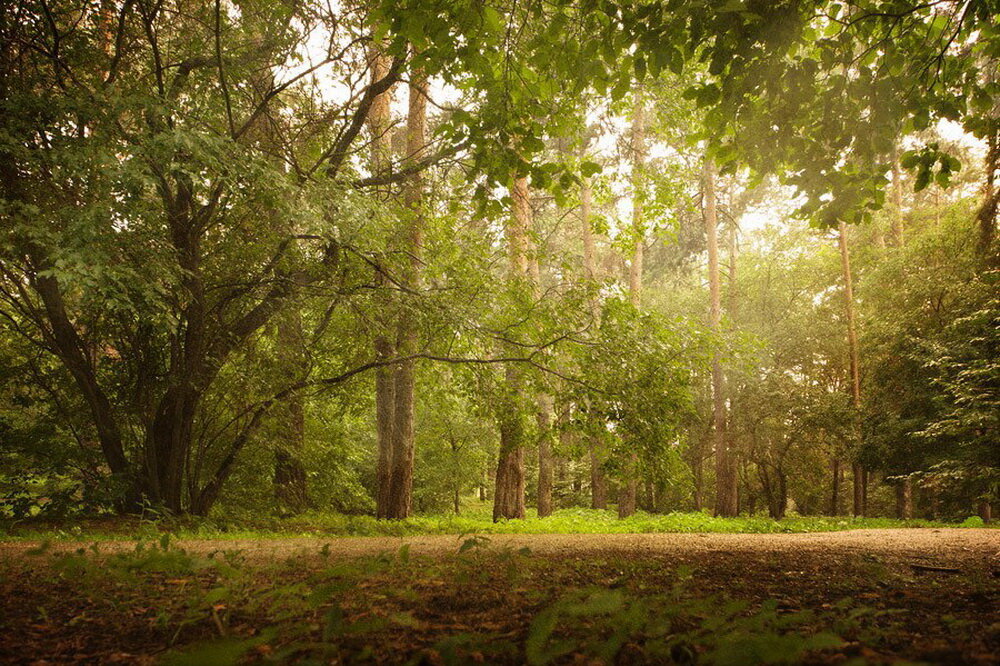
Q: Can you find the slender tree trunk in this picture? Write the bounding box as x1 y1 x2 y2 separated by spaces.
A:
367 47 397 519
706 160 737 517
527 217 554 518
978 500 993 524
579 170 608 511
838 221 866 517
976 64 998 258
890 147 905 246
494 175 531 521
589 439 607 509
274 309 309 513
619 88 645 519
536 393 555 517
895 479 913 520
831 458 841 515
450 436 461 515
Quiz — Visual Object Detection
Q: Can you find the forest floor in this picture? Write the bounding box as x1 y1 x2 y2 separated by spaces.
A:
1 529 997 664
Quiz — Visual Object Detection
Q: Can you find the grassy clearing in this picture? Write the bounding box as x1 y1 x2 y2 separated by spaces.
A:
1 506 982 542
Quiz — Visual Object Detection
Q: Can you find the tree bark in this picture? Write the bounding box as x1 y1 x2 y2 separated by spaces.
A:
619 88 645 519
831 458 841 515
526 205 554 518
536 393 555 517
978 500 992 524
383 70 427 520
579 169 608 511
838 221 866 517
367 47 397 519
274 308 309 513
706 160 737 517
493 175 531 521
895 478 913 520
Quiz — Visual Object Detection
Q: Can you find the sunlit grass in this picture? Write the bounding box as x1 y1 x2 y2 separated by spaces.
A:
3 506 984 542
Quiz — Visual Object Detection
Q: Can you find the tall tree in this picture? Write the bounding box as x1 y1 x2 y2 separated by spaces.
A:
706 160 737 517
493 176 531 521
383 69 428 519
367 46 398 519
274 310 309 513
837 222 866 517
619 88 645 519
580 172 608 510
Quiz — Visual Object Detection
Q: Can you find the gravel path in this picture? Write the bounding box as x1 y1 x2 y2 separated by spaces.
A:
2 528 997 564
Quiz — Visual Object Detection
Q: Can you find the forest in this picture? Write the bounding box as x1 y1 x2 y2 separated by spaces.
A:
0 0 998 664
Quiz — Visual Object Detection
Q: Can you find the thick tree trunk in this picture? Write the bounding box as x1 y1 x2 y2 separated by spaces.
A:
706 160 738 517
382 71 427 520
367 47 397 519
978 500 992 524
494 175 531 521
838 221 866 518
494 367 526 521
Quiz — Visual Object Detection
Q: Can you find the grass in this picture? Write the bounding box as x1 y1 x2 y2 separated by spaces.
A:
0 505 976 542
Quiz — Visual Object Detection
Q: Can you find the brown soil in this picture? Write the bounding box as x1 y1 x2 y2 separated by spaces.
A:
1 529 997 664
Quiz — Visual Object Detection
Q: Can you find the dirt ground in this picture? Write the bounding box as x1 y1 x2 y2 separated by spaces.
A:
1 529 998 664
3 527 997 562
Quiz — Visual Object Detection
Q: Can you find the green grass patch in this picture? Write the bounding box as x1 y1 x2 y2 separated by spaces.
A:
1 506 975 542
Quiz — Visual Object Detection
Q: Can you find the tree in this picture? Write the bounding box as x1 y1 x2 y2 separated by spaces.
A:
837 222 867 517
704 161 738 517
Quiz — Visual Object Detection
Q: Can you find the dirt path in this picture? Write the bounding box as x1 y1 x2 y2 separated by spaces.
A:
2 528 998 563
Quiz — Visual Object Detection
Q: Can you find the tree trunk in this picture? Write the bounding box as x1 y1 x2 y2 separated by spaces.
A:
382 70 427 520
450 436 461 515
838 221 866 518
831 458 841 515
692 452 704 511
536 393 555 518
978 500 992 524
367 47 397 519
706 160 737 517
526 206 554 518
976 71 998 257
494 367 526 521
493 175 531 521
580 167 607 512
895 478 913 520
274 309 309 514
619 87 645 519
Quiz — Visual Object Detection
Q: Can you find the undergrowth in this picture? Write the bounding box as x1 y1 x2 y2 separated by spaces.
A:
0 506 972 541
